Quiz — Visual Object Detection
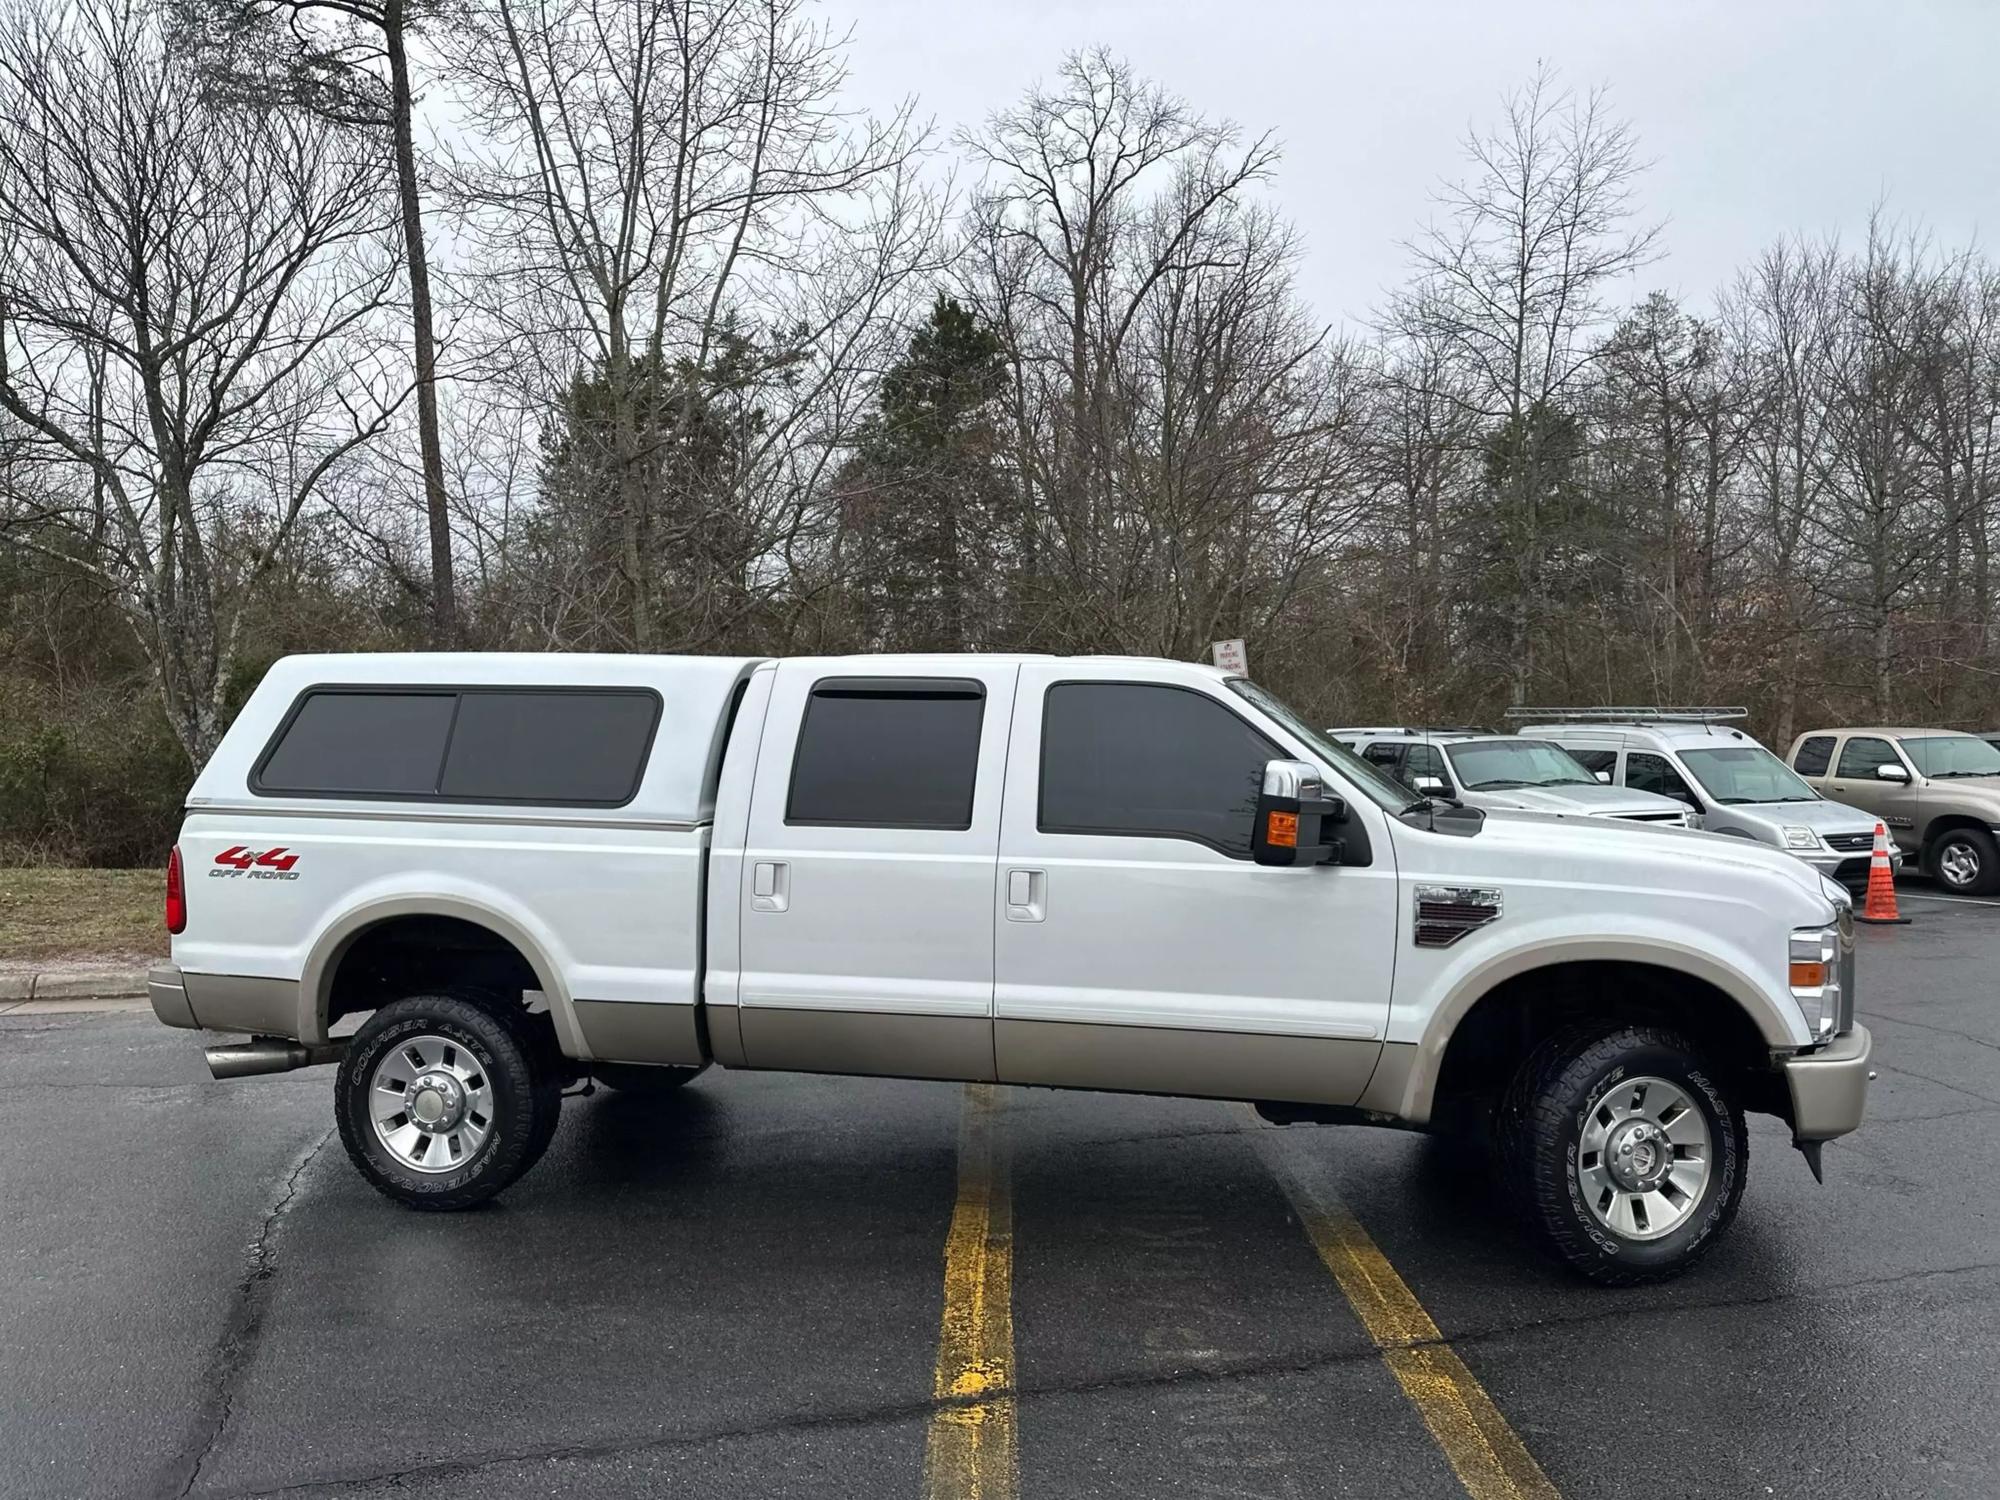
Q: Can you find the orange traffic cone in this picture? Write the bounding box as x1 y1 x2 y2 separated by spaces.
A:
1856 821 1909 924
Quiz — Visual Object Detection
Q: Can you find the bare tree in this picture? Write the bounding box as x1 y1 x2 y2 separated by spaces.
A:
0 0 404 763
171 0 461 646
1396 64 1660 699
446 0 943 652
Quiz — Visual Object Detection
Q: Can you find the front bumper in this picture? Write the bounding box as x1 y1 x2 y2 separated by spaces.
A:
1782 1024 1874 1141
1804 848 1900 886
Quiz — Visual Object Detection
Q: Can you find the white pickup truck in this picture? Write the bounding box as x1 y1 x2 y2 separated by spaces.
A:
150 652 1874 1283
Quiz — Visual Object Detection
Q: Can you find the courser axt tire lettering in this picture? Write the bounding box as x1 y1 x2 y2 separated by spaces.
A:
1500 1024 1747 1287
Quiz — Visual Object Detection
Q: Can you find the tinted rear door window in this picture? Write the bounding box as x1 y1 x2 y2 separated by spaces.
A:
786 680 985 829
1793 736 1835 776
439 691 659 804
1039 683 1276 857
256 692 456 796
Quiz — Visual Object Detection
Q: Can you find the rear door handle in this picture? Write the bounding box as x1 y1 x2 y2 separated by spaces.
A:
752 861 790 912
1006 868 1046 923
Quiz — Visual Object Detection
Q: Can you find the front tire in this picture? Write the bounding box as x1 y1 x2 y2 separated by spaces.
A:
1931 827 2000 895
1500 1025 1746 1286
336 994 561 1211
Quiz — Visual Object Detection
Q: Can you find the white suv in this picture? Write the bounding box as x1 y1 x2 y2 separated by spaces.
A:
1514 711 1899 894
1328 728 1693 825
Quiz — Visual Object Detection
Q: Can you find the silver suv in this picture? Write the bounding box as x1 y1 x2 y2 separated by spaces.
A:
1328 728 1693 825
1514 710 1896 894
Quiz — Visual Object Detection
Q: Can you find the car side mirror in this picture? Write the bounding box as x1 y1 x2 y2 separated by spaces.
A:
1876 763 1910 783
1413 775 1446 796
1594 770 1611 783
1252 759 1343 867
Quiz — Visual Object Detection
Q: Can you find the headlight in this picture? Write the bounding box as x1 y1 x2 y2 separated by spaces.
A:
1789 923 1847 1041
1781 825 1821 851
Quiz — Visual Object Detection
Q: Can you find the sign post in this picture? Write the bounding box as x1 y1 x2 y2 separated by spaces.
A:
1210 638 1247 676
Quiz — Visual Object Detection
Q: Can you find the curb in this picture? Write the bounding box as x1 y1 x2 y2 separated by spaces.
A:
0 970 149 1004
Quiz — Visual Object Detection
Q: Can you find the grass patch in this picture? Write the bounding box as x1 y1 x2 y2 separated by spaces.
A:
0 868 165 962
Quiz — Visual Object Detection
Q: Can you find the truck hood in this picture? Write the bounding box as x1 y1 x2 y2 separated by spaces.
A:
1471 806 1838 915
1725 798 1887 837
1469 781 1685 819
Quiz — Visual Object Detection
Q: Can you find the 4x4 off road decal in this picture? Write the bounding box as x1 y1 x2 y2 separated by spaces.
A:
210 846 301 881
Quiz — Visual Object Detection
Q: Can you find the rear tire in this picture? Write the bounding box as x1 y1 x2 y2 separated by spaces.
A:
336 994 561 1211
1930 827 2000 896
1499 1024 1746 1286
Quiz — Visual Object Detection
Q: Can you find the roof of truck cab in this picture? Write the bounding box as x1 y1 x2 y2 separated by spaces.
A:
1797 726 1971 740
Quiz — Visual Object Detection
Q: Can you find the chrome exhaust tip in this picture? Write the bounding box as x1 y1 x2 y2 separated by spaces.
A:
205 1038 347 1080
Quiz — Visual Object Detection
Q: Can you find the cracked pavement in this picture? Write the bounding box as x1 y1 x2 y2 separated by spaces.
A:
2 893 1997 1499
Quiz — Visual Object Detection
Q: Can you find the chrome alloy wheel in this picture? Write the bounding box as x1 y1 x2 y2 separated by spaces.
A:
369 1034 495 1173
1575 1075 1711 1242
1940 840 1981 889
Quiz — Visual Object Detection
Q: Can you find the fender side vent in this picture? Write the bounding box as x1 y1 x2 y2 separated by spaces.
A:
1414 885 1502 948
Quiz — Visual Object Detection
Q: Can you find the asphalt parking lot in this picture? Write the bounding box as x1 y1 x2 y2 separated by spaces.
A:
3 884 1997 1500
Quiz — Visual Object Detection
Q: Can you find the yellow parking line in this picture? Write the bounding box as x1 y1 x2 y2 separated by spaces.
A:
923 1083 1017 1500
1262 1147 1560 1500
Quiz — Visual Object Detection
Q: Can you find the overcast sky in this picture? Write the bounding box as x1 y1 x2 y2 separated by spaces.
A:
830 0 1999 332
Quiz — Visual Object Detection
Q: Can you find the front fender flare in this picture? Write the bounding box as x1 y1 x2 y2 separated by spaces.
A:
1386 935 1798 1125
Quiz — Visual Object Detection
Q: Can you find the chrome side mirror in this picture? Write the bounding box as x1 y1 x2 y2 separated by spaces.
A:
1413 775 1447 796
1594 770 1612 784
1876 763 1910 783
1252 758 1344 867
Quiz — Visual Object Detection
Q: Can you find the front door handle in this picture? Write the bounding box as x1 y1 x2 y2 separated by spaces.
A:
1006 868 1046 923
752 861 790 912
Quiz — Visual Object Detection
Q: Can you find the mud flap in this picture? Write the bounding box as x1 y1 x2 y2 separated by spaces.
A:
1795 1138 1825 1184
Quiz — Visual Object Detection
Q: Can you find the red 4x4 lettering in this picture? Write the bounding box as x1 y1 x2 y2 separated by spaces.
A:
214 846 298 872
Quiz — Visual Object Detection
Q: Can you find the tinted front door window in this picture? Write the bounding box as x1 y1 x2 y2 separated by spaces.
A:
1835 737 1900 780
1040 683 1276 857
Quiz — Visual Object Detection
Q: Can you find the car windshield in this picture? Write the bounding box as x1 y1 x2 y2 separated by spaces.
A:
1678 746 1817 804
1225 679 1415 812
1443 739 1596 791
1901 734 2000 778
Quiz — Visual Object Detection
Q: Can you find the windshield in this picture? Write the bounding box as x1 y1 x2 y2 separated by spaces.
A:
1901 734 2000 778
1443 739 1597 791
1225 679 1416 812
1678 746 1817 803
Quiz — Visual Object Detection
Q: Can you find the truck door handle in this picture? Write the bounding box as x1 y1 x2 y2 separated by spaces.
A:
752 861 790 912
1006 868 1046 923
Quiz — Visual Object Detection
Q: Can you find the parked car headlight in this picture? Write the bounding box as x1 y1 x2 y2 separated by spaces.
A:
1781 825 1821 851
1789 924 1845 1040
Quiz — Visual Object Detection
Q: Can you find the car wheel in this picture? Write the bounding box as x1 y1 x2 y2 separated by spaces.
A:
335 994 561 1211
1500 1024 1746 1286
593 1061 706 1093
1931 828 2000 896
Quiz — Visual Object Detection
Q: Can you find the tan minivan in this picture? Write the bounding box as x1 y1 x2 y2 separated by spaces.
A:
1787 728 2000 895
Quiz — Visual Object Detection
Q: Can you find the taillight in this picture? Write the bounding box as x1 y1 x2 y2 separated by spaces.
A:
166 846 186 935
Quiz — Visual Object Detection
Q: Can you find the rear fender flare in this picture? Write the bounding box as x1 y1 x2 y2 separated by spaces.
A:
300 894 584 1058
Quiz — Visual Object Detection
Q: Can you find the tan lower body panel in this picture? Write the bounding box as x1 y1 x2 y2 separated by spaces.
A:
996 1018 1382 1107
572 999 706 1066
1356 1042 1421 1119
182 973 302 1037
738 1008 994 1083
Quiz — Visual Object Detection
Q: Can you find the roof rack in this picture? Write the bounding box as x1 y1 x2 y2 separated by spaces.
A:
1502 706 1749 725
